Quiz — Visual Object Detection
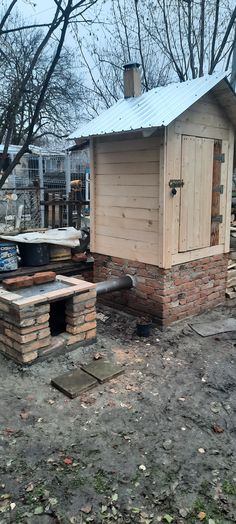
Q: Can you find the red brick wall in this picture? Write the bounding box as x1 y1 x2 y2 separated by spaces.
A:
93 253 228 325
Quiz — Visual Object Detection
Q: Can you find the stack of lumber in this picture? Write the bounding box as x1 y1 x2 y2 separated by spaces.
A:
226 226 236 298
226 260 236 298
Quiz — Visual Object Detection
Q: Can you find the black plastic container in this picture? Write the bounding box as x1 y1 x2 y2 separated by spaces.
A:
19 243 49 266
136 322 152 337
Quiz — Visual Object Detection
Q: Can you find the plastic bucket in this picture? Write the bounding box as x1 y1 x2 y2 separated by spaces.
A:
0 243 18 272
19 243 49 266
136 323 152 337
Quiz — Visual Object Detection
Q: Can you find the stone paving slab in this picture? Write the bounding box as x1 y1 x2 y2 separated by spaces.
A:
81 359 124 383
51 368 98 398
189 317 236 337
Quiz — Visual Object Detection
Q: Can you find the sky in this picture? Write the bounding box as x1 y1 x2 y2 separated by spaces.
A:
16 0 108 47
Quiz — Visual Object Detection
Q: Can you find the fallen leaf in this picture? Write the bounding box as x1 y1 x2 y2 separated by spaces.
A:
0 500 9 513
163 515 173 523
93 352 103 360
81 504 92 514
34 506 44 515
108 400 116 408
25 483 34 492
212 424 224 434
125 384 135 391
80 395 96 405
64 457 73 465
20 409 29 420
49 497 58 506
4 428 15 436
198 511 206 520
210 402 221 414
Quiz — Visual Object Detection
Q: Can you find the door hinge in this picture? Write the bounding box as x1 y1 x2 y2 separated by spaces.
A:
211 215 223 223
213 184 224 194
214 153 225 163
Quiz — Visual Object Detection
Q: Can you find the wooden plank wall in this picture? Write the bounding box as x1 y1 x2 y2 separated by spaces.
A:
92 132 163 265
165 92 233 268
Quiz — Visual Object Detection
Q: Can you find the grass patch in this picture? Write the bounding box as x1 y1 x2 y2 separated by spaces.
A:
24 483 47 507
94 469 110 494
186 496 230 524
222 480 236 496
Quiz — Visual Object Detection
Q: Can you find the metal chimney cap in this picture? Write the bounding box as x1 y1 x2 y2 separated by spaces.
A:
123 62 141 70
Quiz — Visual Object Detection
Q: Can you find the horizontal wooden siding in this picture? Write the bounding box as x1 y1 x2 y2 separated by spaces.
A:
93 133 162 265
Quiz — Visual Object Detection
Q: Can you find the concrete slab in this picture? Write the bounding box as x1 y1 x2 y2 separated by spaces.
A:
189 317 236 337
81 360 124 383
51 368 98 398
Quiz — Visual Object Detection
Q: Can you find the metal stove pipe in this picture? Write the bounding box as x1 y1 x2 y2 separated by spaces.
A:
96 275 135 296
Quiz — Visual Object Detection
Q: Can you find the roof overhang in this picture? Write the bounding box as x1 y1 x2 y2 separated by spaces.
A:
212 78 236 129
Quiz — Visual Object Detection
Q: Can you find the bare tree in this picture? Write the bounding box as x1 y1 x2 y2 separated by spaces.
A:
0 20 84 145
144 0 236 81
0 0 99 188
75 0 236 118
72 0 171 118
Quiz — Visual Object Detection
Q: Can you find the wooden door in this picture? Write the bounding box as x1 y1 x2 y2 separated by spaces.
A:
179 135 214 252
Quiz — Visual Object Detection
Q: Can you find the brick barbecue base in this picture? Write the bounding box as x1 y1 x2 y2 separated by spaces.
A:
93 253 228 326
0 275 96 364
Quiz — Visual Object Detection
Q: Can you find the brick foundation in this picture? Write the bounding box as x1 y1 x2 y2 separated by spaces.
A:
93 253 228 326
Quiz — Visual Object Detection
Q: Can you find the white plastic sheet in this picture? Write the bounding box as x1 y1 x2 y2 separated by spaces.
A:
1 227 81 248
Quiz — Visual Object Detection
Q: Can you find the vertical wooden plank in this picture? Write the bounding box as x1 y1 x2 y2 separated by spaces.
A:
89 138 96 252
219 140 228 244
157 142 165 268
211 140 222 246
171 133 181 255
224 126 234 253
200 138 214 248
44 191 49 228
179 136 196 251
194 137 202 248
59 203 63 228
68 192 73 226
160 125 174 269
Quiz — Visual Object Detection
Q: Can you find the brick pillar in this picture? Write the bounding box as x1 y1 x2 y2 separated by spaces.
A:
64 287 97 347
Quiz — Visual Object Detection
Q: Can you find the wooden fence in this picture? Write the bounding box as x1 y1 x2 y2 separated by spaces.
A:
41 190 89 229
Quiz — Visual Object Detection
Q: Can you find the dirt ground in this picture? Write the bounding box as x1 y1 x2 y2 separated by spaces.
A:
1 302 236 524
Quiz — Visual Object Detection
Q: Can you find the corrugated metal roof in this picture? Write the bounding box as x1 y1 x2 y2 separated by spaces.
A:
69 71 235 140
0 144 65 157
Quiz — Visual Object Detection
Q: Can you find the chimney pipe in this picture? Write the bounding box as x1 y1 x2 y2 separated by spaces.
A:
123 62 141 98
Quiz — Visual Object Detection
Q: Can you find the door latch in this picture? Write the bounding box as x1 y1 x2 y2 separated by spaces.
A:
169 179 184 196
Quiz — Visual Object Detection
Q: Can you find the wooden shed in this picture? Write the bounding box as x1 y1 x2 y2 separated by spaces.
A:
70 67 236 325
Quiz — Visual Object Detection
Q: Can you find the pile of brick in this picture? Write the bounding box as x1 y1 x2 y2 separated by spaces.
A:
2 271 56 290
226 259 236 299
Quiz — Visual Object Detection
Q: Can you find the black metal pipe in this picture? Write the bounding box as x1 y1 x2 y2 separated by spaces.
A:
96 275 134 296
